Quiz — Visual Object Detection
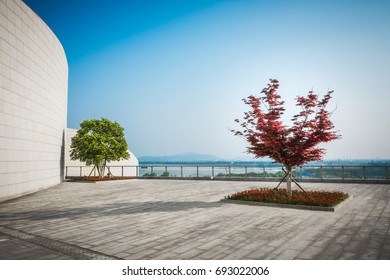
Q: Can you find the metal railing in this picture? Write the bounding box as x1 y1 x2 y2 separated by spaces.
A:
65 164 390 183
65 165 139 177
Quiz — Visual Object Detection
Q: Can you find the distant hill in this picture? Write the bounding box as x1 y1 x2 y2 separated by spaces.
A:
138 153 390 165
138 152 222 163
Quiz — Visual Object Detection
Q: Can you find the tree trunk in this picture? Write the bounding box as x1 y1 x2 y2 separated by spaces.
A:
96 159 107 177
95 164 102 177
286 167 292 196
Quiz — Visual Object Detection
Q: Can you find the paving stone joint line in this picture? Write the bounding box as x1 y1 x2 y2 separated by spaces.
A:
0 226 122 260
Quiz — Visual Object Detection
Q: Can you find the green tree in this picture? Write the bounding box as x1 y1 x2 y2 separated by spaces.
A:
161 171 170 177
70 118 130 177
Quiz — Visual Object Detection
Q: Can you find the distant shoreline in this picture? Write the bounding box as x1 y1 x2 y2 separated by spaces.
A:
138 159 390 166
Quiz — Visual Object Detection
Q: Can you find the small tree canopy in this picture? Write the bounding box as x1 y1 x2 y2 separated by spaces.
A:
70 118 130 176
232 79 340 168
232 79 341 195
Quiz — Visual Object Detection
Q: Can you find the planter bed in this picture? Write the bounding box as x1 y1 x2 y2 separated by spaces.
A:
67 176 136 182
221 188 351 212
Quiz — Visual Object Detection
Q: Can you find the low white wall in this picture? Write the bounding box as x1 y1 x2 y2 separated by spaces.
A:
0 0 68 201
65 128 139 177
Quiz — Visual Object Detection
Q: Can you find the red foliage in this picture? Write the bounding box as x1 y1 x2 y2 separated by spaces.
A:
233 79 340 169
226 188 348 207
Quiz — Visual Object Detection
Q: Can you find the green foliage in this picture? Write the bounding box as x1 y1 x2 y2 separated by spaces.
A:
143 172 157 177
161 171 170 177
70 118 130 176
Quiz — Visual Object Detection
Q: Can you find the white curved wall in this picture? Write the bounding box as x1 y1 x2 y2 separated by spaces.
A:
0 0 68 201
65 128 139 177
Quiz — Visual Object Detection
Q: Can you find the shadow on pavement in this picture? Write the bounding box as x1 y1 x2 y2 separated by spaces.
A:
0 201 223 221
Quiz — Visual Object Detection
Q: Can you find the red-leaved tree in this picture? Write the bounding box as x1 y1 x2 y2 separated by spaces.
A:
232 79 340 195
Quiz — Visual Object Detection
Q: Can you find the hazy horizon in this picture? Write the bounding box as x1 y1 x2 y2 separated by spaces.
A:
25 0 390 160
137 151 390 162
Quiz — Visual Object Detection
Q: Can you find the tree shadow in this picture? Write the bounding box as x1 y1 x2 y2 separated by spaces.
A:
0 201 222 221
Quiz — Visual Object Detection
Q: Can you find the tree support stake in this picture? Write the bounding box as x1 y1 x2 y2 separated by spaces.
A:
273 167 307 194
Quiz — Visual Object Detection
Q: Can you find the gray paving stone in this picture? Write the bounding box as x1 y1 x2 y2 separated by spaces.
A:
151 251 178 260
316 243 344 259
197 238 225 250
0 180 389 260
343 240 365 253
222 248 256 259
296 245 324 259
311 235 333 247
175 248 205 259
275 249 301 259
246 245 277 259
358 248 382 259
338 251 360 259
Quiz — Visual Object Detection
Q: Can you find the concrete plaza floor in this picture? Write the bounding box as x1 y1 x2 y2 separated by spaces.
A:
0 179 389 260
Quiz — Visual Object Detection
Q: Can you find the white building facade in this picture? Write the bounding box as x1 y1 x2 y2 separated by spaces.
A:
0 0 68 201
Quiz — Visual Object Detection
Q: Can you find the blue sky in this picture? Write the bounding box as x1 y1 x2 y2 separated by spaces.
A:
24 0 390 159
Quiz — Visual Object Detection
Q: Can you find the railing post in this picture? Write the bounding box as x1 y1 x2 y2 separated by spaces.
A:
121 166 124 177
228 166 231 177
80 166 82 177
65 166 68 178
342 166 345 181
151 166 154 176
245 166 247 177
363 166 366 180
320 166 323 181
212 166 214 178
196 166 199 178
300 166 302 179
136 166 139 177
181 166 183 178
